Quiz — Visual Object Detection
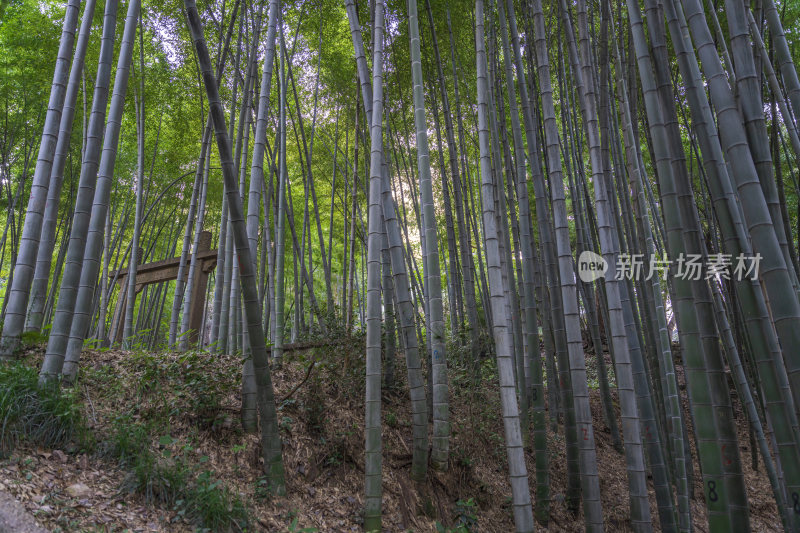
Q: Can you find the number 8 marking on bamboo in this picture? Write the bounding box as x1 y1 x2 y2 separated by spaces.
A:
707 480 718 503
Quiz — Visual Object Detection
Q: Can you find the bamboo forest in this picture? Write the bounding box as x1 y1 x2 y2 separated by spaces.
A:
2 0 800 530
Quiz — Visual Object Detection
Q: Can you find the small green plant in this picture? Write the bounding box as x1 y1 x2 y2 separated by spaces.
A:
254 475 271 500
454 498 478 530
434 498 478 533
326 449 343 466
112 423 189 507
106 415 150 462
172 351 229 423
81 337 104 351
107 418 248 531
183 470 249 531
453 446 474 468
287 510 319 532
385 410 398 428
280 415 294 432
0 363 86 457
19 329 48 348
435 522 469 533
323 433 347 467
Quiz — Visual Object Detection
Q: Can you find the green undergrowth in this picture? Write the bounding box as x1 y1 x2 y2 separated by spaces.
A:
3 328 488 530
1 354 250 532
82 349 239 436
102 415 250 531
0 362 88 458
83 350 251 531
435 498 478 532
18 329 49 350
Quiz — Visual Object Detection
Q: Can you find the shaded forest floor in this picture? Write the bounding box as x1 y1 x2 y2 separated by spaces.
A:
0 338 781 532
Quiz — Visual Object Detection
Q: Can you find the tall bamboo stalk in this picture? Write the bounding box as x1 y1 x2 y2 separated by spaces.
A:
0 0 81 357
184 0 285 494
475 1 534 530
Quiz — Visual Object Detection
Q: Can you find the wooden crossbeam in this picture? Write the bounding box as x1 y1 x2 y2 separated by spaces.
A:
109 249 218 288
109 231 217 345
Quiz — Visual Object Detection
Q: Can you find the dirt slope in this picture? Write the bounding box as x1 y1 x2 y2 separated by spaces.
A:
0 345 781 531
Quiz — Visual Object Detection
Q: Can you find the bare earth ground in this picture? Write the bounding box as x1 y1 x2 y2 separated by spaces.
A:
0 345 781 532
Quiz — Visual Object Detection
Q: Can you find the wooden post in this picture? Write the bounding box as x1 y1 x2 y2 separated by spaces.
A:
110 289 126 346
187 231 212 345
113 247 142 345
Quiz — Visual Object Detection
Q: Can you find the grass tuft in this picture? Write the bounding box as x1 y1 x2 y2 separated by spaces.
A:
106 416 248 531
0 363 86 457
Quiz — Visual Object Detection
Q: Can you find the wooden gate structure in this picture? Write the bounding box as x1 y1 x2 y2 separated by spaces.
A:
108 231 217 345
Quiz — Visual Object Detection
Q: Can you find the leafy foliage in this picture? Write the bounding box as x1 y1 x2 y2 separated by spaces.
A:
0 362 86 457
127 349 237 432
434 497 478 532
106 416 249 531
